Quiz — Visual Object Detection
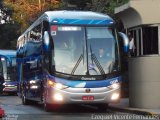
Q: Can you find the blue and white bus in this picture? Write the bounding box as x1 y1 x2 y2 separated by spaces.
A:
16 11 129 111
0 57 4 94
0 50 17 94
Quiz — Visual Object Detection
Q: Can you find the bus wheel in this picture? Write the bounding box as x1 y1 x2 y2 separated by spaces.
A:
22 92 30 105
42 94 52 112
43 102 52 112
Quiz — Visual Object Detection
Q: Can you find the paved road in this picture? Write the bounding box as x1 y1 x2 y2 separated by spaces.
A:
0 95 157 120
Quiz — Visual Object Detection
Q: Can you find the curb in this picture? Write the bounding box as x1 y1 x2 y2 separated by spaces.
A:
108 106 156 116
0 107 5 118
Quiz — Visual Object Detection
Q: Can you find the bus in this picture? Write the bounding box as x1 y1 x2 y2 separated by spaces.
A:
16 10 129 111
0 58 4 94
0 50 17 94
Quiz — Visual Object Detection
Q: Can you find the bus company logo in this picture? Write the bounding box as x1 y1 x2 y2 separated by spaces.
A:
110 79 118 84
81 77 96 80
85 88 91 93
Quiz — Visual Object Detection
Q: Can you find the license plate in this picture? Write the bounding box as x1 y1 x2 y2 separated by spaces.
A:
82 96 94 101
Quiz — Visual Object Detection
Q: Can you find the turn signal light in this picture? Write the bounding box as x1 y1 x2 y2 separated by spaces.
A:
47 80 68 89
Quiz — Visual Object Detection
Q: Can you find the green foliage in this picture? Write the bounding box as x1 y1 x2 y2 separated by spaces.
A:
0 23 21 49
105 0 129 16
72 0 129 16
90 0 110 12
3 0 61 31
60 0 91 10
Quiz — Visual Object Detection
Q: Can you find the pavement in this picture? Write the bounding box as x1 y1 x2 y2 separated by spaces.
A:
108 98 160 116
1 97 160 118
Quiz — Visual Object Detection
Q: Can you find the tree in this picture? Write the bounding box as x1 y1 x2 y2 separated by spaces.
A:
91 0 110 12
60 0 91 10
0 0 19 49
105 0 129 16
3 0 61 31
61 0 129 15
0 23 20 49
0 0 13 24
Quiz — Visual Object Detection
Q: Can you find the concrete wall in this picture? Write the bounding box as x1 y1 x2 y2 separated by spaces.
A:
129 56 160 109
115 8 142 29
115 0 160 28
131 0 160 25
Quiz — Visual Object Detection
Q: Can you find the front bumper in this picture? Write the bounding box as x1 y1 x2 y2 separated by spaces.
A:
3 86 17 92
46 87 120 104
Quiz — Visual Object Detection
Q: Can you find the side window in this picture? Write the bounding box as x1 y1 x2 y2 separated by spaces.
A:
23 58 43 79
30 24 42 41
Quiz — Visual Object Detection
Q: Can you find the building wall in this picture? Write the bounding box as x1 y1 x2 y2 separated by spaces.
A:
115 0 160 28
116 8 142 29
131 0 160 25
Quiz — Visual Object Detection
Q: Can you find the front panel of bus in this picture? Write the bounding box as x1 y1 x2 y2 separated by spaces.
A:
43 25 121 104
2 57 17 93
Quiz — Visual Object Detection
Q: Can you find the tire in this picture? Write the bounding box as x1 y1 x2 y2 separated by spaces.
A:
43 102 52 112
42 96 61 112
22 92 31 105
42 91 52 112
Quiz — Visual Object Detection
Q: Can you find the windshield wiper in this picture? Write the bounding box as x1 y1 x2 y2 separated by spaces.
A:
90 45 105 75
91 54 106 75
71 54 83 75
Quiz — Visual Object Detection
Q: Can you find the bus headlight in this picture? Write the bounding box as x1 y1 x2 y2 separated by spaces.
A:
111 93 120 100
55 83 66 89
48 80 68 89
109 83 120 89
2 83 6 86
1 57 5 61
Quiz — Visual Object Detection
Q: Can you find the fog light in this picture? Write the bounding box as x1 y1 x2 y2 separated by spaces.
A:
111 93 119 100
54 93 63 101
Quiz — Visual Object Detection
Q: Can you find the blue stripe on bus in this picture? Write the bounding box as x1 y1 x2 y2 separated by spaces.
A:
0 55 15 64
47 75 121 88
16 55 42 62
52 19 113 25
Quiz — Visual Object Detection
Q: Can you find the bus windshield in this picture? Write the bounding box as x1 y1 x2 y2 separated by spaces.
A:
0 59 3 76
5 57 16 81
51 26 119 76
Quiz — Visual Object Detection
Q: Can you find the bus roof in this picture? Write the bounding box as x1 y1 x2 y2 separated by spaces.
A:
45 10 114 25
0 50 16 58
18 10 114 40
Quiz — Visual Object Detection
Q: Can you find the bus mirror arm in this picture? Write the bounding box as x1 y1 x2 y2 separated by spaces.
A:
118 32 129 53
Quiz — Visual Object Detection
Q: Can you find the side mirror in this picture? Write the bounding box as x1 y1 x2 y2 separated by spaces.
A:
43 31 50 51
118 32 129 53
